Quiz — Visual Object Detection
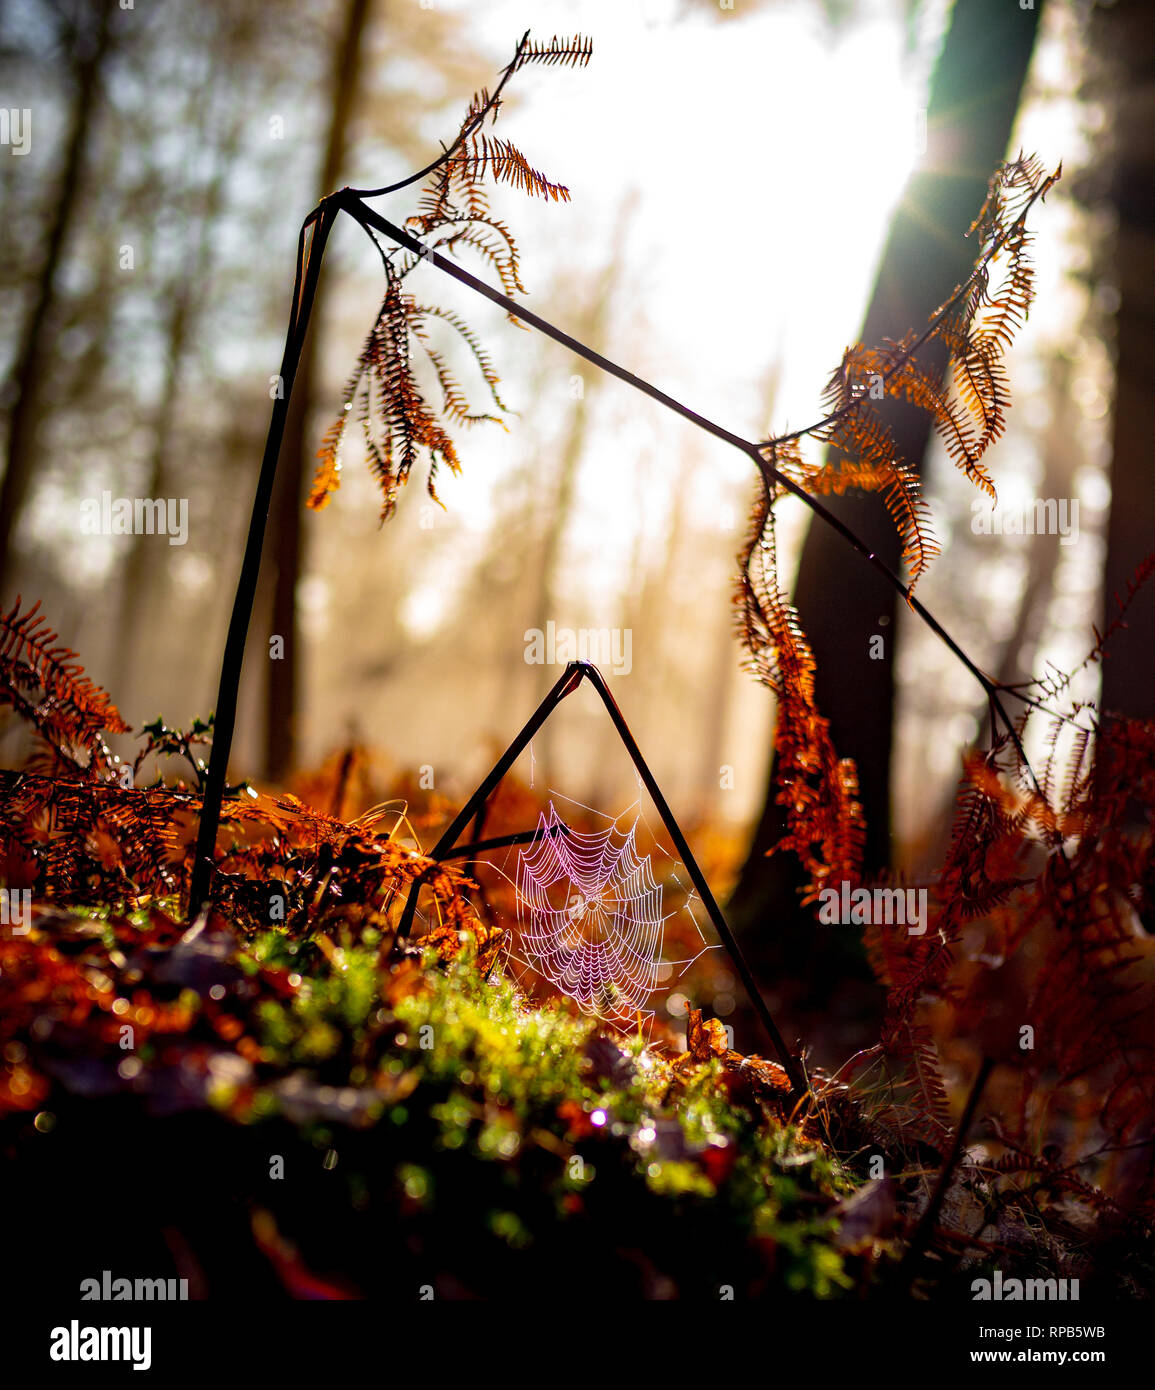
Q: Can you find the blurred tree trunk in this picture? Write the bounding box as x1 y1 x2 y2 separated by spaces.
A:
115 87 239 705
1093 0 1155 719
261 0 371 782
0 0 117 595
728 0 1042 952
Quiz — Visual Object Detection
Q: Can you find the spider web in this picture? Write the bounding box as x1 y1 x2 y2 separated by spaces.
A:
493 791 720 1035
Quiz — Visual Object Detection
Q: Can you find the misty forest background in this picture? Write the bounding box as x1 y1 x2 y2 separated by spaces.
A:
2 0 1153 1070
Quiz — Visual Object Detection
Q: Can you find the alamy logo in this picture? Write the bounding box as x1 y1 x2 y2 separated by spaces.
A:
972 1270 1080 1300
1 887 32 935
524 621 632 676
816 882 929 935
49 1321 152 1371
971 497 1079 546
79 1271 189 1300
80 491 189 545
0 107 31 156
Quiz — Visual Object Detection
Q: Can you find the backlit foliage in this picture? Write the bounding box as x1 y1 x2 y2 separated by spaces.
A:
0 596 128 778
308 32 592 519
0 598 478 946
736 470 866 904
736 154 1061 901
853 578 1155 1264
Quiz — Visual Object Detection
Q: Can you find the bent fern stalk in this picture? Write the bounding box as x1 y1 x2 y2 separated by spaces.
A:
189 30 1061 978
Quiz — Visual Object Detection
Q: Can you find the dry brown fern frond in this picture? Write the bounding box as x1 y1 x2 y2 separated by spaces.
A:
811 365 941 592
863 637 1155 1203
929 155 1060 485
1028 552 1155 709
454 133 572 203
0 772 191 906
206 786 481 942
0 597 129 778
308 33 590 518
735 461 866 900
311 277 463 517
511 34 593 71
0 744 478 940
760 153 1059 601
734 154 1058 920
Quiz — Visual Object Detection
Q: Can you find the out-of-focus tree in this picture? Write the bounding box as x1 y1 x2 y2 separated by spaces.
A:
1 0 334 695
0 0 117 592
260 0 372 784
729 0 1043 951
249 0 486 780
1090 0 1155 721
113 15 250 697
0 0 482 765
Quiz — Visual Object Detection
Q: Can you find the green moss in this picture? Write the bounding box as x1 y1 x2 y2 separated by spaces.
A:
212 936 859 1294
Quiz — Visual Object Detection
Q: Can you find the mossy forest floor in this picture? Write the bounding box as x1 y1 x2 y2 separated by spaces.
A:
7 897 1150 1302
4 902 890 1300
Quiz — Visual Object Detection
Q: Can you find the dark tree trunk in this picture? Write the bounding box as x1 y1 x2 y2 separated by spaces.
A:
1093 0 1155 719
115 92 239 705
261 0 371 782
723 0 1043 1060
729 0 1043 940
0 0 117 594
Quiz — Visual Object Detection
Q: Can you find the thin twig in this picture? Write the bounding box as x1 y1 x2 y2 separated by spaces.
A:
900 1054 995 1282
188 197 341 915
346 30 532 200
